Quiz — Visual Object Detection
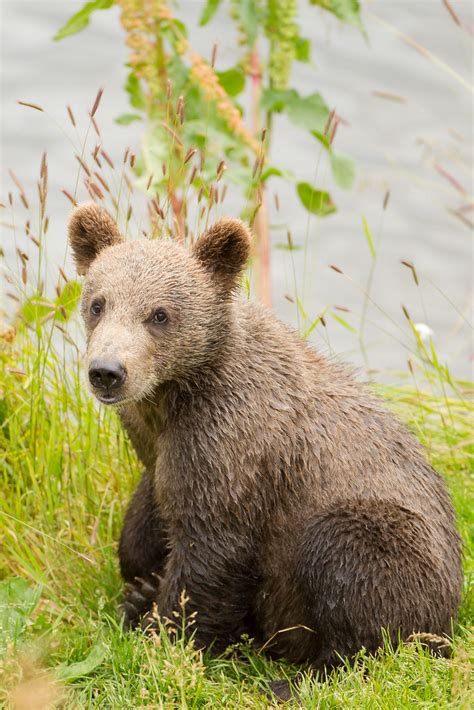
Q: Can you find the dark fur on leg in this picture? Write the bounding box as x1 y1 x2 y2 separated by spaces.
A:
119 470 169 627
119 469 169 584
294 500 462 670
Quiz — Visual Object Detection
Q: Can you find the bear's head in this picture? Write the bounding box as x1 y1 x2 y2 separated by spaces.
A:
68 202 251 405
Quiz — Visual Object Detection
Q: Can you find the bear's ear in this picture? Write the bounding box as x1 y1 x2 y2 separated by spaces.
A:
193 218 251 293
68 202 123 275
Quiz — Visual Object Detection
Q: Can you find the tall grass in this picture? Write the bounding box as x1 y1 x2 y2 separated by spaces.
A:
1 91 473 708
1 323 472 708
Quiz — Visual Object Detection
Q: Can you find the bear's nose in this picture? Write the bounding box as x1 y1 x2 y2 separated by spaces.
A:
89 359 126 391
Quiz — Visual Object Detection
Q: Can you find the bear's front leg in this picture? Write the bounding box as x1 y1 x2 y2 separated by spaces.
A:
119 469 170 628
152 531 260 652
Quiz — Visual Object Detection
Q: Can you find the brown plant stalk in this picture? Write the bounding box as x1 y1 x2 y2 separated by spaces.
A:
250 47 272 308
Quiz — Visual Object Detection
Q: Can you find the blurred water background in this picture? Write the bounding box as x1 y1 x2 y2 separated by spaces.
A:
1 0 472 379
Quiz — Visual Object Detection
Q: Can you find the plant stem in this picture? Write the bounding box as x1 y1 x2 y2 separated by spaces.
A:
250 46 272 307
254 192 271 306
171 192 184 240
154 18 185 238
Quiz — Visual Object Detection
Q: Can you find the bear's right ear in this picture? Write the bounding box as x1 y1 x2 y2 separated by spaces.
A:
68 202 123 275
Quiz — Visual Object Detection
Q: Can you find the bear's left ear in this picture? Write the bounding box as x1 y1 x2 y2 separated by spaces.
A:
193 218 251 293
68 202 123 275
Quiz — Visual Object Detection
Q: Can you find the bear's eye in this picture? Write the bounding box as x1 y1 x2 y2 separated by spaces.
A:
90 301 103 316
151 309 168 325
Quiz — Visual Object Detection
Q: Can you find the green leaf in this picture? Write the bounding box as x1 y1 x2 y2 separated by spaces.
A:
55 281 82 321
294 36 311 63
287 93 329 132
21 294 55 325
260 166 283 182
171 19 188 38
166 55 192 99
330 310 357 333
261 89 298 113
160 19 188 51
311 133 356 190
330 153 355 189
125 72 146 111
295 295 308 321
216 67 246 97
0 578 42 651
21 283 81 325
199 0 223 26
311 130 331 150
57 643 108 682
115 113 142 126
261 90 329 131
53 0 114 41
296 183 336 216
235 0 260 46
309 0 363 31
304 308 329 338
362 215 376 257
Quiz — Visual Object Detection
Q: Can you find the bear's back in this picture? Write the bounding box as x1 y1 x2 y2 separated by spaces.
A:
229 300 455 530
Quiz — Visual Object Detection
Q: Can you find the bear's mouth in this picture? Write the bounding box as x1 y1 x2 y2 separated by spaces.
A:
95 392 125 405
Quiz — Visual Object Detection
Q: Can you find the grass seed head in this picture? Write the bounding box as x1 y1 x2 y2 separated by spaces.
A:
90 87 104 118
66 104 76 127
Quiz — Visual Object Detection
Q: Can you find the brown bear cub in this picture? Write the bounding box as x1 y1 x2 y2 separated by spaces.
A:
69 203 462 687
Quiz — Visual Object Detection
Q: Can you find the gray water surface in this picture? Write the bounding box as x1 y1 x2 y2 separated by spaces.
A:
1 1 472 379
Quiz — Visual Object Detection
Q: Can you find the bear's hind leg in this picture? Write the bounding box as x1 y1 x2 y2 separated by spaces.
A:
295 500 461 670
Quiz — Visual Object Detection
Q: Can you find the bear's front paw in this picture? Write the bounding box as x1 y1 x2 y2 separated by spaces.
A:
122 575 160 630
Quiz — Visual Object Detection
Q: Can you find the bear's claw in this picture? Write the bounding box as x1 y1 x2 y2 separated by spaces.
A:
122 575 160 630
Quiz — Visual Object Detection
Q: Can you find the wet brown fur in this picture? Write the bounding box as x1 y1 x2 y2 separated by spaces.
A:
69 202 463 670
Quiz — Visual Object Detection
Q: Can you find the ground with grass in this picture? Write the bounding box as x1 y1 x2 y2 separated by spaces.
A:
0 322 472 709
